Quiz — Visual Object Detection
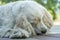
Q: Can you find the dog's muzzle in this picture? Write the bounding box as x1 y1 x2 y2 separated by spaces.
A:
35 28 47 35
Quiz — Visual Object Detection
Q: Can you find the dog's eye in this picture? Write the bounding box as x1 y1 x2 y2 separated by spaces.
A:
31 23 37 27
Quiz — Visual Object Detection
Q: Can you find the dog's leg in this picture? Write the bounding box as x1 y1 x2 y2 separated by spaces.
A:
9 27 30 38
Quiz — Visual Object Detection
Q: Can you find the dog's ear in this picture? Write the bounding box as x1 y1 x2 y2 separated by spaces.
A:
42 8 53 29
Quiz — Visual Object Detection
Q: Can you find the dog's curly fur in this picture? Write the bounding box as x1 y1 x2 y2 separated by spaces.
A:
0 1 53 38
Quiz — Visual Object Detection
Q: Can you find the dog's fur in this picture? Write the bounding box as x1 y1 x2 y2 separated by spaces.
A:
0 1 53 38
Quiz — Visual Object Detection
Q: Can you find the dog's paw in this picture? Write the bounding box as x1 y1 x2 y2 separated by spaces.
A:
9 27 30 39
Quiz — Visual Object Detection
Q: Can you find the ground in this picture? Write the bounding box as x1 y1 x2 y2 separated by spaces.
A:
0 21 60 40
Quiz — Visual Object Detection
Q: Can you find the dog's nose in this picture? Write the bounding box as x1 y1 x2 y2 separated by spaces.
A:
41 29 47 34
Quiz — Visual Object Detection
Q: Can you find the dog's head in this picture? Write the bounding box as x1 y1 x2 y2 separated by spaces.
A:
25 1 53 35
27 12 53 35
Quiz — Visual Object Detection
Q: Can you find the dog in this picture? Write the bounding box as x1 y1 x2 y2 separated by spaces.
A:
0 1 53 38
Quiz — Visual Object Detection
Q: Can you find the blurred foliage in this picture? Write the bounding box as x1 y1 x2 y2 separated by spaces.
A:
0 0 59 20
58 0 60 9
0 0 17 3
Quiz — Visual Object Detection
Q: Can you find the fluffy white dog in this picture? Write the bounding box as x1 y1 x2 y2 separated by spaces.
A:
0 1 53 38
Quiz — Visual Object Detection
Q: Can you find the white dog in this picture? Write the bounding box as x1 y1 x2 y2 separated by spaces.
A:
0 1 53 38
